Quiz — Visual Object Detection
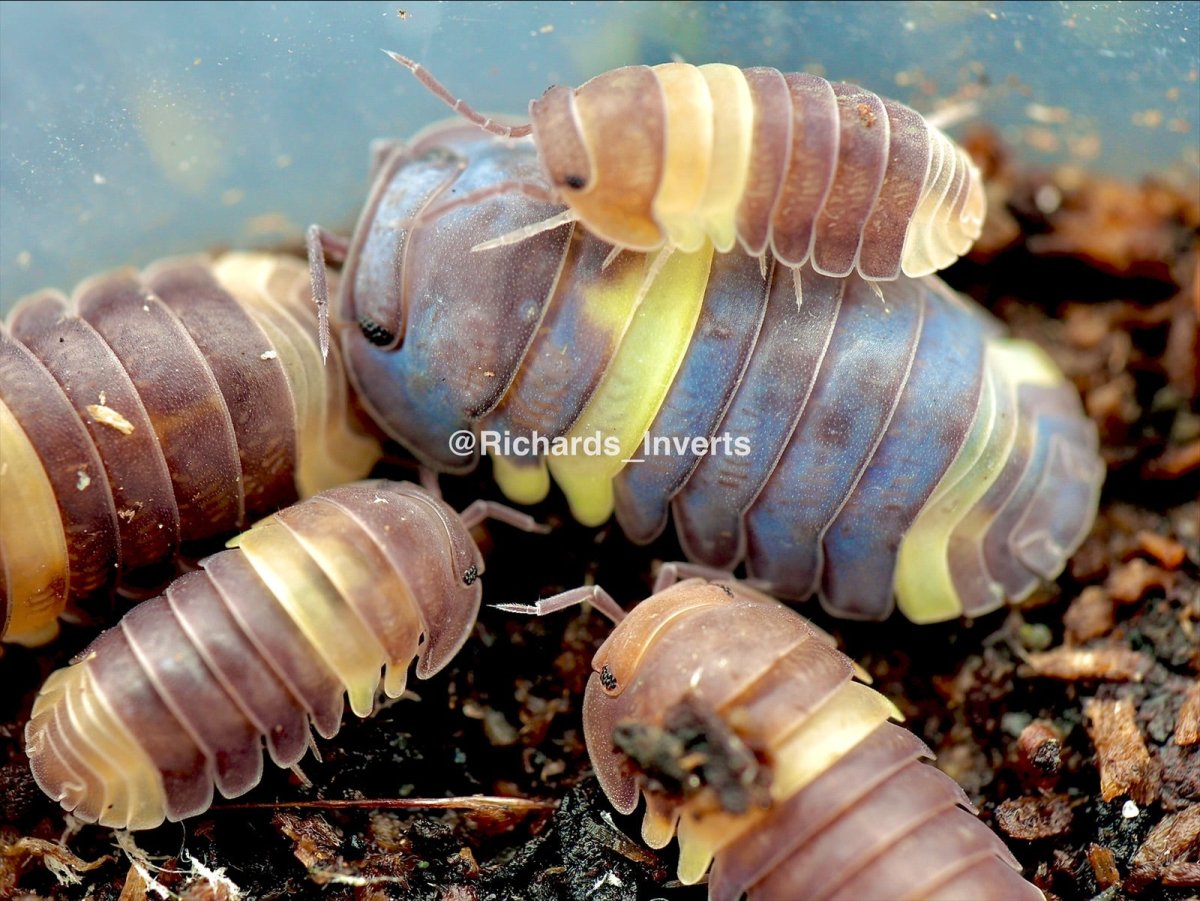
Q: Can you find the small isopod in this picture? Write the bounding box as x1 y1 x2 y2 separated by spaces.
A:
386 54 985 281
0 253 381 646
310 126 1103 624
505 578 1042 900
23 480 542 830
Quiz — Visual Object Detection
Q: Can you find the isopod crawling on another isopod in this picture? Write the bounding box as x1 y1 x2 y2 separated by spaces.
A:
23 479 544 830
386 54 985 281
498 577 1043 900
0 253 381 646
309 124 1104 625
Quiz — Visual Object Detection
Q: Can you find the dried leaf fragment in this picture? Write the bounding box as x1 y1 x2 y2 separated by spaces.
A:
1084 698 1160 805
0 837 110 886
994 793 1074 839
274 812 341 871
1024 646 1153 682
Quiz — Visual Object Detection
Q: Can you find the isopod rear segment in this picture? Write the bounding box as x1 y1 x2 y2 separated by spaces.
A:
23 480 508 830
578 579 1042 900
312 125 1104 624
0 253 381 646
389 56 985 278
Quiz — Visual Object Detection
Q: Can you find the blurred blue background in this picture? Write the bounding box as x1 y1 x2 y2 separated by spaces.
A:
2 0 1197 307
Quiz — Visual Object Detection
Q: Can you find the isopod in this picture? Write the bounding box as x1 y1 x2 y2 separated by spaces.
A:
386 54 985 280
23 479 542 830
513 577 1043 900
309 125 1104 624
0 252 381 646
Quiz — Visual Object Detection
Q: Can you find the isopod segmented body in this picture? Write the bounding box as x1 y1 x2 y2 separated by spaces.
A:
0 253 381 645
314 125 1103 623
24 480 502 830
581 579 1042 900
391 56 984 279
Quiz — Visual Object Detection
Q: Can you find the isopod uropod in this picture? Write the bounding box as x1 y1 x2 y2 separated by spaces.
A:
566 578 1043 900
310 125 1104 624
0 253 381 646
23 480 541 830
387 54 985 281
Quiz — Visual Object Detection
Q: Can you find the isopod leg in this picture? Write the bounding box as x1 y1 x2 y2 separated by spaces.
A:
493 585 626 624
305 224 351 365
368 138 407 182
651 561 739 594
458 499 550 535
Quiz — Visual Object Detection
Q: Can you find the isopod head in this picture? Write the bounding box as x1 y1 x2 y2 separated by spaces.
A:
582 579 1043 899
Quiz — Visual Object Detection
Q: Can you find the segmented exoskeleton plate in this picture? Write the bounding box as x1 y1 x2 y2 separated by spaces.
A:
389 56 984 279
582 580 1042 900
24 481 484 830
0 253 381 645
313 125 1104 624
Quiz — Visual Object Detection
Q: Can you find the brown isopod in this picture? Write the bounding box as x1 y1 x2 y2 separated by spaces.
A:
501 577 1042 900
0 252 381 646
24 479 544 830
386 55 984 282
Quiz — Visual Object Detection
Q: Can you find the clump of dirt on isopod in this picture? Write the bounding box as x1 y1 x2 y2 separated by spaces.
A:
1 127 1197 900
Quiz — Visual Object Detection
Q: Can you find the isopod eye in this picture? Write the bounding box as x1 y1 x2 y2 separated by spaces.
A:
563 174 587 191
358 316 397 347
600 664 618 693
462 564 478 586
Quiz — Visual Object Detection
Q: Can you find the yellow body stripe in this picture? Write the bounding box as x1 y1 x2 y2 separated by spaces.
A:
651 63 714 254
233 518 386 718
213 253 380 497
491 454 551 506
893 340 1063 622
548 243 714 526
697 64 755 252
0 398 68 644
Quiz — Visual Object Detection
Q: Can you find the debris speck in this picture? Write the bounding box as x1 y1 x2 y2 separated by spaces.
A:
86 404 135 435
260 350 278 361
76 469 90 491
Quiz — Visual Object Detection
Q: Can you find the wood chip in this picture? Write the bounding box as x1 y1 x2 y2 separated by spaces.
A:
994 794 1074 839
1087 843 1121 888
1128 805 1200 892
118 864 148 901
1144 439 1200 479
1135 530 1187 569
1161 861 1200 887
1024 646 1153 682
1175 682 1200 746
1106 558 1176 604
1063 586 1115 644
1016 719 1062 789
1084 698 1160 805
